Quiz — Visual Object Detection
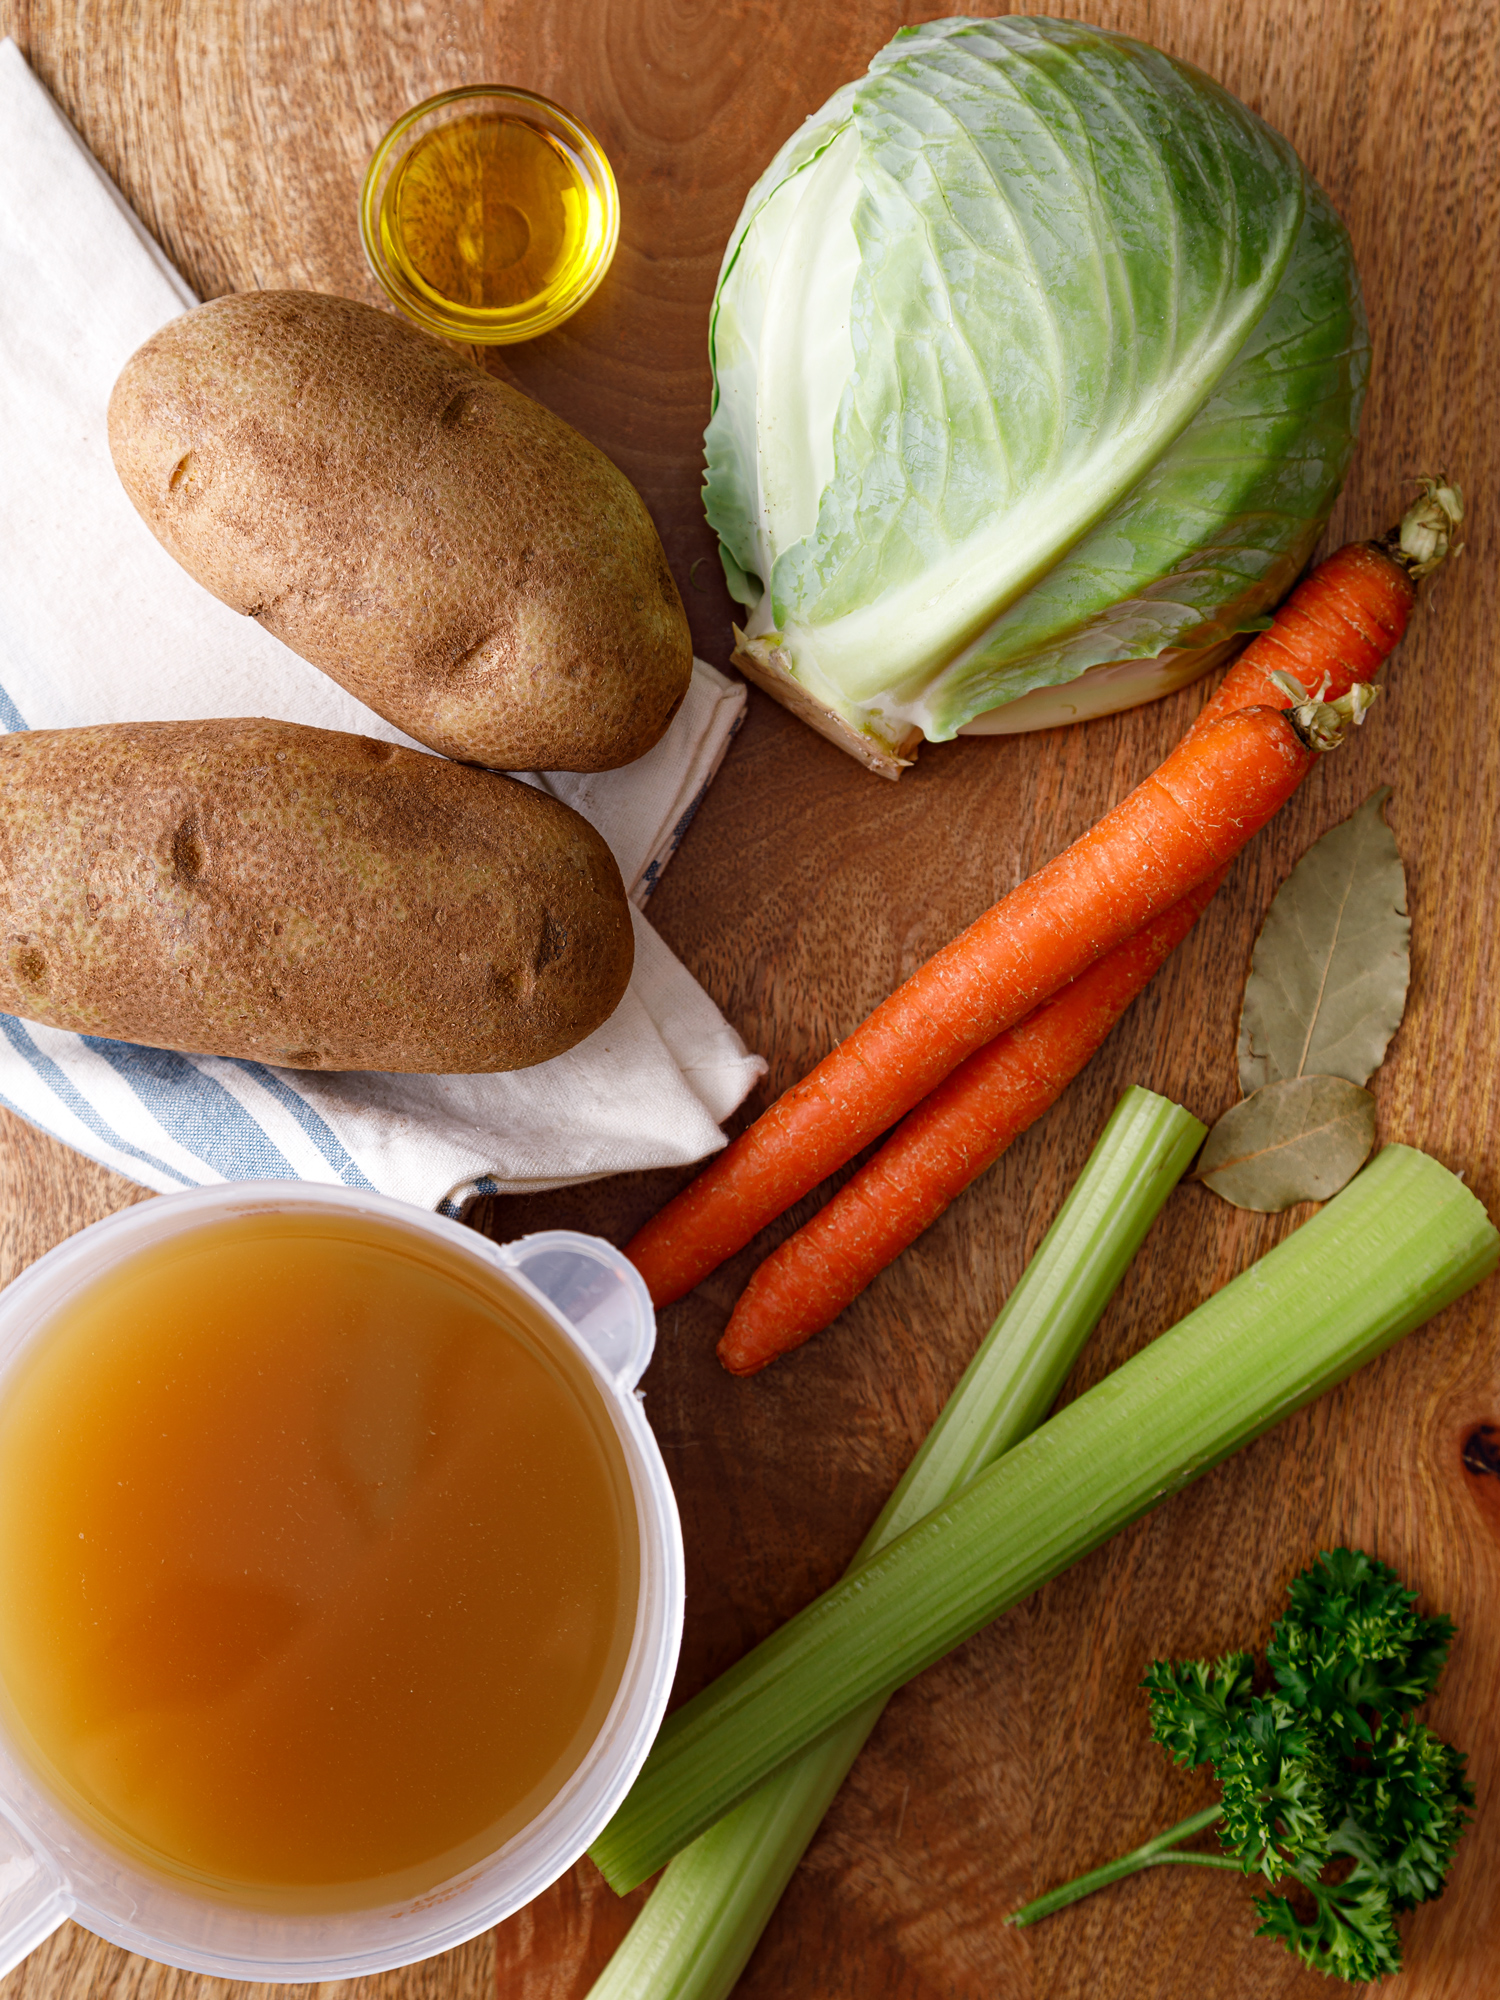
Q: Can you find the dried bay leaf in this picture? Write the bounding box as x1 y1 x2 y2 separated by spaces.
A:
1238 787 1410 1094
1199 1076 1376 1212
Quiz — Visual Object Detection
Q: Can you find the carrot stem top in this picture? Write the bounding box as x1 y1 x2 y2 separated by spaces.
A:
1269 676 1379 753
1385 474 1464 581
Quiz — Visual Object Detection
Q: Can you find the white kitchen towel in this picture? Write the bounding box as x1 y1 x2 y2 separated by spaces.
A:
0 38 762 1210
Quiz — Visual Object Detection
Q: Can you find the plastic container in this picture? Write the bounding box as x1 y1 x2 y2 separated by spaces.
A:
360 86 620 343
0 1183 682 1982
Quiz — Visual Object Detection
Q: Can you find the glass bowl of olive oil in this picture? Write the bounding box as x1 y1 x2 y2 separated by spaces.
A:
360 86 620 344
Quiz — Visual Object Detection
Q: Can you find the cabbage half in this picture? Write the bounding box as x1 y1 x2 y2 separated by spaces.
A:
704 16 1368 771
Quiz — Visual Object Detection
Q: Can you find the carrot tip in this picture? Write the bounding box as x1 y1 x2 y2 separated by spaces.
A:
717 1342 768 1377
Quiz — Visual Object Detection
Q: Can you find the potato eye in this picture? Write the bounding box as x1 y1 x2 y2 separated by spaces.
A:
172 817 207 883
439 388 480 431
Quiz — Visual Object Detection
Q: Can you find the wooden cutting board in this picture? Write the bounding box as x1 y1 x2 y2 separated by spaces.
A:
0 2 1496 1996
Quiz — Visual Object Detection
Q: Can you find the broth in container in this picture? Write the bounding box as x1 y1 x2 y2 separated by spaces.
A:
0 1209 640 1909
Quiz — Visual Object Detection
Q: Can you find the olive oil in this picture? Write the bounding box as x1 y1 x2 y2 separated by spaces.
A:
378 112 608 328
0 1211 639 1908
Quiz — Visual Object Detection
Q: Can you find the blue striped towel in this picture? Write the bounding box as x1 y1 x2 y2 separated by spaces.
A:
0 40 764 1211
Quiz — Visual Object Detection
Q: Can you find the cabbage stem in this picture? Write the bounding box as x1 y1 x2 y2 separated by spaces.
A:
592 1144 1498 1894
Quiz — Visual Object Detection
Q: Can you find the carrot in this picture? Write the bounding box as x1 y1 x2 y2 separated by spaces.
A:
717 875 1224 1375
1185 540 1414 739
629 702 1345 1308
1185 474 1460 737
628 484 1459 1313
711 496 1462 1365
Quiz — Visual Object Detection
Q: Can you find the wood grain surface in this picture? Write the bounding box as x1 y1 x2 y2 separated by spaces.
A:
0 2 1496 1997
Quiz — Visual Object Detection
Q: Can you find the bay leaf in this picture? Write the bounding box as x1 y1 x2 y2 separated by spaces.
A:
1199 1076 1376 1212
1238 787 1410 1094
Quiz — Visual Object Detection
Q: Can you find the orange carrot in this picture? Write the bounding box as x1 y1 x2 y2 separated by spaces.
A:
629 485 1457 1313
711 506 1458 1365
717 874 1224 1375
1185 538 1416 740
628 701 1341 1308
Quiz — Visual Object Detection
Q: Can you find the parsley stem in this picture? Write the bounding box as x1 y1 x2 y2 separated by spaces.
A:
586 1088 1206 1997
1007 1806 1231 1927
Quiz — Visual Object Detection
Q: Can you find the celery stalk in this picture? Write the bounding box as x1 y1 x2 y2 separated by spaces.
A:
593 1143 1498 1894
587 1085 1206 1996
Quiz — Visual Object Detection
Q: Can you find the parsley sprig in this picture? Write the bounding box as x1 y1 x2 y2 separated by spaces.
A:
1008 1550 1473 1982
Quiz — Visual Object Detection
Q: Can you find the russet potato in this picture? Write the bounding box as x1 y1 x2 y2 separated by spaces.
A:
107 293 693 772
0 720 633 1072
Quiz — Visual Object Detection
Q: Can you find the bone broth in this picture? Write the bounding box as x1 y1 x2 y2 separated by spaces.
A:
0 1210 640 1907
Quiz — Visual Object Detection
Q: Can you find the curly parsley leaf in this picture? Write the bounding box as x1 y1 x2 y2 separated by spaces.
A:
1133 1548 1470 1983
1214 1696 1335 1878
1253 1876 1403 1984
1336 1726 1474 1912
1143 1653 1255 1770
1015 1550 1470 1979
1266 1548 1455 1751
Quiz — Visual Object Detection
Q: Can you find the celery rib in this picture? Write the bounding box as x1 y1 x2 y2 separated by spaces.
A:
586 1086 1206 1995
592 1143 1498 1896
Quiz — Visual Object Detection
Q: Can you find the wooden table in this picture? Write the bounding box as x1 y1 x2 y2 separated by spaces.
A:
0 2 1497 1995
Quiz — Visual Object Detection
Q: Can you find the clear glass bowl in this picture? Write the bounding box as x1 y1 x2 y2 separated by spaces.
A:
360 86 620 344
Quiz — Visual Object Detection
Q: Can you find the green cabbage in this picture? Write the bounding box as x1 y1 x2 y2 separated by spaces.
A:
704 17 1368 759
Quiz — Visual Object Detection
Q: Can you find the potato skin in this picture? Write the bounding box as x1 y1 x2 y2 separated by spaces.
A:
107 293 693 772
0 721 634 1072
